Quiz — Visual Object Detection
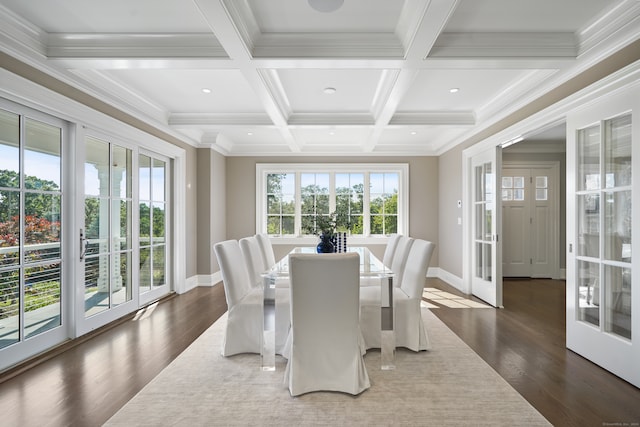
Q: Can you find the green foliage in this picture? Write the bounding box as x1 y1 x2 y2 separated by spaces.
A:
139 203 165 238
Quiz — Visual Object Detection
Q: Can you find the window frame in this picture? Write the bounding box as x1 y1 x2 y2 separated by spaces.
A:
256 163 408 244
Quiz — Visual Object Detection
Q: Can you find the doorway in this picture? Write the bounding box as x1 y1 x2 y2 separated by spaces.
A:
501 162 560 279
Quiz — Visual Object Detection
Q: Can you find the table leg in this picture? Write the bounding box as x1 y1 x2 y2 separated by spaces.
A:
262 274 276 371
381 274 395 370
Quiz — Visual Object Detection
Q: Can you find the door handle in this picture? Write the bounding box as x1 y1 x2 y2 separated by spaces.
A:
80 229 89 261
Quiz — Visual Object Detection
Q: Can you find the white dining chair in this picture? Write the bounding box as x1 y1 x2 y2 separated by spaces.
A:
255 233 276 270
359 238 435 352
382 233 401 268
283 252 370 396
360 234 408 288
215 239 290 356
214 239 263 356
240 236 266 288
389 235 414 287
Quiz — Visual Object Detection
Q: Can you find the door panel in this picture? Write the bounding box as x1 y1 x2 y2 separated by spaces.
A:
567 86 638 387
502 168 531 277
502 164 559 278
471 147 503 307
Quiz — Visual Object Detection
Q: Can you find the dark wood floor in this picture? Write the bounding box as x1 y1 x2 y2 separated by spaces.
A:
0 278 638 426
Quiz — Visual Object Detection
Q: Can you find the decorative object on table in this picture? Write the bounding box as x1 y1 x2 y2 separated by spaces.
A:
314 212 337 253
314 211 351 253
334 231 347 253
317 232 335 253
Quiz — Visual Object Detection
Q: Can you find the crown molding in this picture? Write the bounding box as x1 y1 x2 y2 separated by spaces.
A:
288 113 375 126
257 68 292 119
0 4 47 57
577 0 640 56
252 33 404 58
46 33 228 58
430 32 577 58
390 111 475 126
220 0 259 55
169 113 274 127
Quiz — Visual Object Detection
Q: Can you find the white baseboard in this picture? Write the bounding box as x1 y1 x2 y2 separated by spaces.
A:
198 271 223 288
434 268 466 294
180 272 222 294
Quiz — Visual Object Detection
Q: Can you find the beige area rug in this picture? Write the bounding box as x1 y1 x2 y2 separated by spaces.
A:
106 308 550 426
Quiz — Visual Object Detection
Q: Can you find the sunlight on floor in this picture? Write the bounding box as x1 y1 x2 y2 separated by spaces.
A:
422 288 492 309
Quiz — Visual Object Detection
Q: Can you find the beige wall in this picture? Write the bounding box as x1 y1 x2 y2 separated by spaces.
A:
437 144 465 278
224 156 439 268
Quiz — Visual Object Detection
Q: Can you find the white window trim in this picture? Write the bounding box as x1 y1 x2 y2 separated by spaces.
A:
256 163 409 245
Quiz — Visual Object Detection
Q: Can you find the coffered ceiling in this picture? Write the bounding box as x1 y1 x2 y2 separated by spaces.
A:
1 0 639 156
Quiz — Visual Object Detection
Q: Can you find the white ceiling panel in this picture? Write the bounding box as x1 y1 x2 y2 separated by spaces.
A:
0 0 211 32
105 69 264 114
292 127 372 146
444 0 617 32
247 0 403 33
277 69 383 113
398 69 534 112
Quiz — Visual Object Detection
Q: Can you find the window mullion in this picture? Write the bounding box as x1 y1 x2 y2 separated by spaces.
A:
329 173 336 215
363 173 371 236
294 171 301 236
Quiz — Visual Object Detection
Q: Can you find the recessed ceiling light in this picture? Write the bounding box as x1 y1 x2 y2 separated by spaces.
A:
449 88 459 93
202 88 212 94
308 0 344 13
410 131 417 135
323 87 337 94
247 132 253 136
329 131 335 136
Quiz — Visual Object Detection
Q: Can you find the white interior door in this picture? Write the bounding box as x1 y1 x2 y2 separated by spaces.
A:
502 168 531 277
471 147 503 307
502 164 559 278
566 84 639 387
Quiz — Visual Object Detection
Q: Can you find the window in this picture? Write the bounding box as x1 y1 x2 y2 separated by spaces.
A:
501 176 525 201
257 164 408 239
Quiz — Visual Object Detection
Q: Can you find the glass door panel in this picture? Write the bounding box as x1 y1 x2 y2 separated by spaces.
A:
575 114 632 340
568 90 637 387
0 109 63 350
139 154 168 302
471 148 502 307
83 137 132 317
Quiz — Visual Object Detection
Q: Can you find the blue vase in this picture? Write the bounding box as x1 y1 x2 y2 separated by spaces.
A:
316 234 335 253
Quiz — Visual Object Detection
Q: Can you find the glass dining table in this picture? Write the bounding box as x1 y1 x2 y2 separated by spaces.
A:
261 246 396 371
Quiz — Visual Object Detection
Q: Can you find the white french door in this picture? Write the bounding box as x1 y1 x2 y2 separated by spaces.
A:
566 84 639 387
0 101 70 370
76 134 171 334
470 147 503 307
138 151 171 306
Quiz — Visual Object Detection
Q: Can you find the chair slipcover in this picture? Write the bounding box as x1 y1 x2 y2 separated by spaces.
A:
382 233 401 268
360 235 413 288
390 235 414 287
240 236 266 288
255 233 276 270
214 239 289 356
283 252 370 396
360 239 435 352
